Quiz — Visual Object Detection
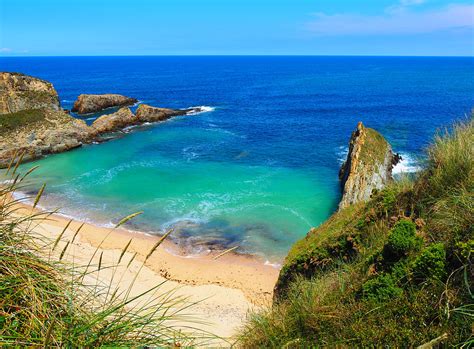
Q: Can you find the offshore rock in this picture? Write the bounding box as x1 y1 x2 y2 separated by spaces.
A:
135 104 206 122
135 104 187 122
0 73 203 167
0 72 60 114
91 107 136 134
71 94 137 114
338 122 398 209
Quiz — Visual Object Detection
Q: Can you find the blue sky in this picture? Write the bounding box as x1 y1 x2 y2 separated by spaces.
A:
1 0 473 56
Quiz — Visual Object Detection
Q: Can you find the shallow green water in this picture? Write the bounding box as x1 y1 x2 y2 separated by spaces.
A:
18 119 339 262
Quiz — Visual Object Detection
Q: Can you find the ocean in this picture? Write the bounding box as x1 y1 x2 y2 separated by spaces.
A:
2 56 473 263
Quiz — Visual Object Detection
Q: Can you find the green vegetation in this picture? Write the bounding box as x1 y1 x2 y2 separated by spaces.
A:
0 163 215 346
0 109 48 135
361 127 390 167
240 118 473 347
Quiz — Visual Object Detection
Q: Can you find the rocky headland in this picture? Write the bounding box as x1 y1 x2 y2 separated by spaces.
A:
0 72 206 167
274 121 399 298
72 93 138 114
338 121 399 209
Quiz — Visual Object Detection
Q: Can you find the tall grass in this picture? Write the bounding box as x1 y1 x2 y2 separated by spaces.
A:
0 160 217 347
239 117 474 347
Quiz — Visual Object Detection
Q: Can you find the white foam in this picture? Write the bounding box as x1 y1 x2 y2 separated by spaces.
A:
393 153 422 174
185 106 216 115
264 260 282 269
336 145 348 165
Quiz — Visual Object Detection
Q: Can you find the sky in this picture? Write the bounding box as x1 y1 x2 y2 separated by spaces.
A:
0 0 473 56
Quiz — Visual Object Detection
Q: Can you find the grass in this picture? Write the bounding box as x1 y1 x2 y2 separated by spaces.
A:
239 117 474 347
0 109 48 136
0 160 217 347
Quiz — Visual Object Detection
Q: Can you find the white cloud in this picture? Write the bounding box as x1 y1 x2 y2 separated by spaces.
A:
0 48 12 53
306 4 474 36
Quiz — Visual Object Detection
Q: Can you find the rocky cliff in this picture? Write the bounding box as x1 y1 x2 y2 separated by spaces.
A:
274 122 398 299
0 72 60 114
0 73 206 167
338 122 398 209
72 94 138 114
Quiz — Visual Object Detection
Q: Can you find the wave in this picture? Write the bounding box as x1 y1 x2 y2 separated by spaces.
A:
336 145 348 165
185 106 216 115
393 153 422 174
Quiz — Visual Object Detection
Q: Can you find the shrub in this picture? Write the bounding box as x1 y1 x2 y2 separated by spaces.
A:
362 274 403 302
381 187 397 211
383 219 421 261
412 243 446 282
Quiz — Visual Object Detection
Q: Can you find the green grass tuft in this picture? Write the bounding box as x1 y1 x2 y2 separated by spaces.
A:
240 117 474 347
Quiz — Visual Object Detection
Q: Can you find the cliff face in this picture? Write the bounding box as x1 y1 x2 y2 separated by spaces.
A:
274 122 398 299
338 122 397 209
0 72 60 114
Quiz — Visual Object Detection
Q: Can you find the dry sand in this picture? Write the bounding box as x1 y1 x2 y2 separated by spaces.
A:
12 199 280 344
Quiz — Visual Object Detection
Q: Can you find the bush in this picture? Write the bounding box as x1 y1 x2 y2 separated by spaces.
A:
412 243 446 282
384 220 421 260
362 274 403 302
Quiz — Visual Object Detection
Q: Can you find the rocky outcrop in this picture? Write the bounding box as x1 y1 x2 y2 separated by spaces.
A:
71 94 138 114
0 73 207 167
0 108 91 166
0 72 60 114
91 107 135 134
338 122 398 209
135 104 187 122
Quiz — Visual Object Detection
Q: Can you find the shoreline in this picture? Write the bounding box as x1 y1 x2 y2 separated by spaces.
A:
8 192 280 340
11 192 280 305
13 188 285 268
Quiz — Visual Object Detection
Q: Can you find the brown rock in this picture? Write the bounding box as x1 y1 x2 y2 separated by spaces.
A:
135 104 187 122
0 72 60 114
72 94 137 114
91 107 136 134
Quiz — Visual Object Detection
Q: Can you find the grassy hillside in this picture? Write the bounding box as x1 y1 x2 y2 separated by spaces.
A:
239 118 473 347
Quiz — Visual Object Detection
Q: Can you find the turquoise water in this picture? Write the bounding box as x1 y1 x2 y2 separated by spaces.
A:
20 120 338 261
4 56 473 262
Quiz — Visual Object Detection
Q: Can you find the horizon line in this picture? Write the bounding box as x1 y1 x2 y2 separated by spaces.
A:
1 54 473 58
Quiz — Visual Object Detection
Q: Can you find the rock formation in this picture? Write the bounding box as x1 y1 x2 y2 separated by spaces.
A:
72 94 138 114
135 104 187 122
0 72 60 114
0 73 205 167
338 122 398 209
91 107 135 134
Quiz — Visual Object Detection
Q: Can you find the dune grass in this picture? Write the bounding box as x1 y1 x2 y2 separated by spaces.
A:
0 160 217 347
239 117 474 347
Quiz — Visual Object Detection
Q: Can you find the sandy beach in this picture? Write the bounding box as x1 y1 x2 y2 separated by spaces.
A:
11 197 280 342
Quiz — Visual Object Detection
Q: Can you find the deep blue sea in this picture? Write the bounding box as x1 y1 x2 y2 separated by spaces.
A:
2 56 473 262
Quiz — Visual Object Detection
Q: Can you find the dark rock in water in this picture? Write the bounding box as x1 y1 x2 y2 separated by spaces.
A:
71 93 137 114
338 122 398 209
0 72 60 114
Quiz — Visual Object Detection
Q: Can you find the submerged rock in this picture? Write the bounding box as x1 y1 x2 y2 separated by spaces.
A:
0 72 60 114
338 122 398 209
71 94 137 114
